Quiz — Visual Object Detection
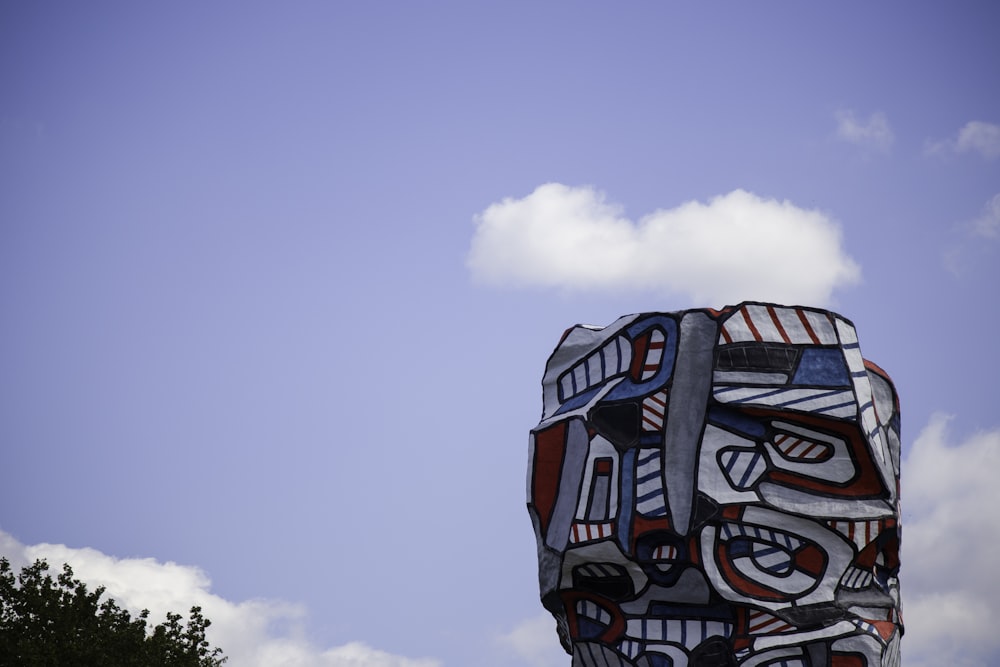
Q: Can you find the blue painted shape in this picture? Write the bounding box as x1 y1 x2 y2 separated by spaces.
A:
617 448 636 552
792 347 850 386
708 406 766 438
553 386 602 416
639 433 662 447
727 537 752 558
648 602 734 621
604 316 679 401
644 655 673 667
576 617 606 641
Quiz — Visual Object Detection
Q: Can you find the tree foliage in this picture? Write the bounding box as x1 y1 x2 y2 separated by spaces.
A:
0 557 226 666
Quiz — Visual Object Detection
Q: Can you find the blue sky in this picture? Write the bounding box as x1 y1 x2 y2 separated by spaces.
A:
2 3 998 666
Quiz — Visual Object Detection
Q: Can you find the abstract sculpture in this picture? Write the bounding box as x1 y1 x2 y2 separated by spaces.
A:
528 303 901 667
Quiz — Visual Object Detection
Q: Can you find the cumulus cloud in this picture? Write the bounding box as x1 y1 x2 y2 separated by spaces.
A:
925 121 1000 160
942 193 1000 276
970 193 1000 239
901 415 1000 667
956 121 1000 159
0 531 440 667
496 613 567 667
835 109 894 152
466 184 861 306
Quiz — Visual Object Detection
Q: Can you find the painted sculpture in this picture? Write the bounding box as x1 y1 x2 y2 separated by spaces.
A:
527 303 902 667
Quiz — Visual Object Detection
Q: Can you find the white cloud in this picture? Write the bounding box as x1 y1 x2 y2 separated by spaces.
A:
496 613 567 667
901 415 1000 667
971 193 1000 239
466 184 861 307
319 643 441 667
925 121 1000 160
956 121 1000 159
942 193 1000 276
0 531 440 667
835 109 894 152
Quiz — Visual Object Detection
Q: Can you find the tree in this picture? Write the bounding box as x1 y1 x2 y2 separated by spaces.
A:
0 557 226 666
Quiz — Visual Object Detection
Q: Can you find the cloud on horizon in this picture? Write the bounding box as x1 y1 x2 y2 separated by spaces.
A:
901 415 1000 667
925 120 1000 160
0 532 441 667
496 613 566 667
835 109 894 152
467 184 861 307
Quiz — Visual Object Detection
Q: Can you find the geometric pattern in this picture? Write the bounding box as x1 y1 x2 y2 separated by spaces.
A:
746 609 795 635
558 334 632 402
720 303 838 345
840 565 874 589
635 448 668 517
720 448 768 489
638 329 667 381
624 616 733 645
528 302 903 666
713 386 859 419
576 599 613 625
772 432 830 460
569 521 615 544
641 391 668 432
828 519 887 551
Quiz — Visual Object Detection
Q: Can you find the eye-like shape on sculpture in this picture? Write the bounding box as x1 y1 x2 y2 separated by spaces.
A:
528 303 902 667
